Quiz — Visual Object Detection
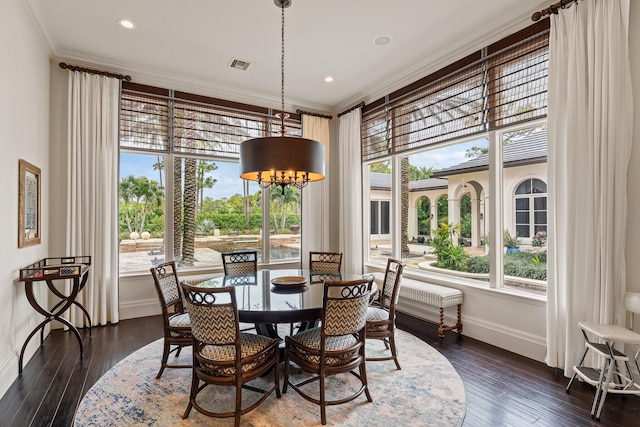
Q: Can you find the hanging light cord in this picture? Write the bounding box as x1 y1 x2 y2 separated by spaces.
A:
279 2 287 136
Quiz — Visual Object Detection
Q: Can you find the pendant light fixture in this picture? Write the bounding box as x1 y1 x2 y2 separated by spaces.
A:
239 0 325 194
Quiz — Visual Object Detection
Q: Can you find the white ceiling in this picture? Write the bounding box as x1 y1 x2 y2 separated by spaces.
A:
25 0 550 113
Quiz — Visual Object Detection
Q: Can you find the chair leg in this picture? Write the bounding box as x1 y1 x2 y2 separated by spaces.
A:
389 333 401 370
456 304 463 334
182 370 198 419
320 373 327 425
360 360 373 402
156 339 170 379
283 351 290 394
234 377 242 427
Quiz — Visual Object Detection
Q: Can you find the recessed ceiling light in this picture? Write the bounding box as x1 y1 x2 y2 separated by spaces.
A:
374 35 392 46
117 18 137 30
324 76 334 83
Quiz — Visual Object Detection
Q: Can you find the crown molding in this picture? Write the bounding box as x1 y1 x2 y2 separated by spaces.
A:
21 0 58 55
53 48 333 114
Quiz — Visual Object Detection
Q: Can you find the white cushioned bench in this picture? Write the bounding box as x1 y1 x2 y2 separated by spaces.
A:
373 273 463 338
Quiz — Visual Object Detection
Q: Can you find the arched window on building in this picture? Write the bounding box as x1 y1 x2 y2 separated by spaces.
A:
515 178 547 238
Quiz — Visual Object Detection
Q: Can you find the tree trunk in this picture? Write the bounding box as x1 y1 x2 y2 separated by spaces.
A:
182 158 197 266
243 180 250 229
173 157 183 258
401 157 410 255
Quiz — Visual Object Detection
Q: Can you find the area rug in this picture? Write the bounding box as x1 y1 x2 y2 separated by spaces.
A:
74 329 466 426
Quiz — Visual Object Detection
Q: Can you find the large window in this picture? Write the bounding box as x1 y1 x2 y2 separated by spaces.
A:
118 83 301 274
362 20 549 294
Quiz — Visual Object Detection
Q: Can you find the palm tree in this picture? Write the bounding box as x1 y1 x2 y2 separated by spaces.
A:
182 158 197 265
173 157 183 258
153 157 164 187
401 157 410 255
196 160 218 211
119 175 163 235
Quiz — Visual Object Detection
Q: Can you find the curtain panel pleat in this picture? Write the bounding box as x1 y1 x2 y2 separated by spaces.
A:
546 0 633 375
301 115 330 268
339 109 364 274
66 71 120 326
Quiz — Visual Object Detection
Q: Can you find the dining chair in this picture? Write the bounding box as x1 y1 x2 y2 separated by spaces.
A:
283 277 373 425
366 258 405 370
180 282 281 426
222 250 258 275
288 251 344 335
149 261 192 379
309 251 343 273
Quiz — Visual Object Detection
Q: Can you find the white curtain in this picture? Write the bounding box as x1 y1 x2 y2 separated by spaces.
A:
546 0 633 374
301 115 331 268
338 108 363 274
66 71 120 326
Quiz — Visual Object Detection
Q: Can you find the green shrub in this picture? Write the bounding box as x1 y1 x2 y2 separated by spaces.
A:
432 222 469 271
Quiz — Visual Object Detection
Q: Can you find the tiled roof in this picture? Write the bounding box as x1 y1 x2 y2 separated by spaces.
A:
432 129 547 177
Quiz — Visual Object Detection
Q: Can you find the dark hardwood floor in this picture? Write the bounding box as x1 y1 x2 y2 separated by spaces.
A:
1 313 638 426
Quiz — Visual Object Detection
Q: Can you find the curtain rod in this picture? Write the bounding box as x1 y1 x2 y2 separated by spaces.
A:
532 0 579 21
295 109 333 120
59 62 132 81
338 101 365 118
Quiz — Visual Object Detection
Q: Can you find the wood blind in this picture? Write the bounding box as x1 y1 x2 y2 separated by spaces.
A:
120 82 302 159
362 20 549 162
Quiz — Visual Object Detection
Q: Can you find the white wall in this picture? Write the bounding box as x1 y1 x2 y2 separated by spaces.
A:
0 0 51 398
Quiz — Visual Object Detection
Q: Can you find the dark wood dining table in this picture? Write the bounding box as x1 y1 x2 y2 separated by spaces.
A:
195 269 374 338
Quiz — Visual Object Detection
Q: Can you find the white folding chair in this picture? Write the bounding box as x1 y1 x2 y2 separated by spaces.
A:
566 292 640 421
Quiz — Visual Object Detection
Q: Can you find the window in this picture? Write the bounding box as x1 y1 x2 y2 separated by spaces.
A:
366 161 392 264
514 178 547 238
362 21 549 294
118 83 302 274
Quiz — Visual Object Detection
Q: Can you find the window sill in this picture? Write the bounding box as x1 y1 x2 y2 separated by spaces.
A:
363 261 547 305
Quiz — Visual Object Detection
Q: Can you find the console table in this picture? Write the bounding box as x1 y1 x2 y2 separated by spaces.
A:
18 256 92 374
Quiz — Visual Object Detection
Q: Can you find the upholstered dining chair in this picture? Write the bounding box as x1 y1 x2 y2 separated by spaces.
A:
180 282 281 426
309 251 343 273
222 250 258 275
366 258 405 370
283 277 373 425
149 261 192 379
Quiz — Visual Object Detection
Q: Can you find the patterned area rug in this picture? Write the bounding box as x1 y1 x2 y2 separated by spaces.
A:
74 329 466 426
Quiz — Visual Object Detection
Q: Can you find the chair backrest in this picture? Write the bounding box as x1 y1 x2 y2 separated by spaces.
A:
222 251 258 275
150 261 183 314
309 251 343 273
322 278 371 337
378 258 405 310
180 283 239 346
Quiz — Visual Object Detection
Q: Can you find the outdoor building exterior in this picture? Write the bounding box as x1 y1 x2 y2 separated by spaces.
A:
370 129 548 251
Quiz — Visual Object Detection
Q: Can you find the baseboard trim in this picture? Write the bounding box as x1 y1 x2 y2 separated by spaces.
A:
119 298 161 320
397 299 546 362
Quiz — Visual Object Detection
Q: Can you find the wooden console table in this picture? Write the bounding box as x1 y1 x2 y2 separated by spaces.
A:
18 256 92 374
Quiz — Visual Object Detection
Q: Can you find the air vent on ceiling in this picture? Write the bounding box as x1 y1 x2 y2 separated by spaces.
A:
229 58 251 71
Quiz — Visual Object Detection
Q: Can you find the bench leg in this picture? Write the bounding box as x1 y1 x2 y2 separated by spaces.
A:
438 305 463 339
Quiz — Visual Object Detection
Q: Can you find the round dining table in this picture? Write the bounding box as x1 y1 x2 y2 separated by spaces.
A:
195 269 374 338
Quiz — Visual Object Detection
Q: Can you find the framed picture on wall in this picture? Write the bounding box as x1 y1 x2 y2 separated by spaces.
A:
18 159 41 248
